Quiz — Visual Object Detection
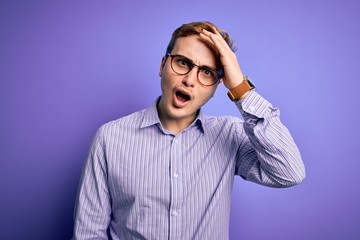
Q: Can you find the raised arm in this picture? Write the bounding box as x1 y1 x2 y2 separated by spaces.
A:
234 91 305 187
199 26 305 187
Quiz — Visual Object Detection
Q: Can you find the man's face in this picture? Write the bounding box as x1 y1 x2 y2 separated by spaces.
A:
158 35 221 125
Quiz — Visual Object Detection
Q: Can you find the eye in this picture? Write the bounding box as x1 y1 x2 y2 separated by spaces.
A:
177 58 192 67
201 68 214 77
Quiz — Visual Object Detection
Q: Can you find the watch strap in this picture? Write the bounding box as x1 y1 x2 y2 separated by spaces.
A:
227 75 254 101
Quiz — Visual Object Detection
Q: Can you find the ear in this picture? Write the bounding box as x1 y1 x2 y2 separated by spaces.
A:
159 56 166 77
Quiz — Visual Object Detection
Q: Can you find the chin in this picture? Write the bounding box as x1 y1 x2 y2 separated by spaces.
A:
167 107 189 119
169 104 197 120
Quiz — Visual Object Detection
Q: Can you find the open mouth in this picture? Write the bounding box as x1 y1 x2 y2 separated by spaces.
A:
175 91 191 103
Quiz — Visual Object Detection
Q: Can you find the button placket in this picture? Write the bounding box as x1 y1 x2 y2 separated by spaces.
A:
168 136 183 239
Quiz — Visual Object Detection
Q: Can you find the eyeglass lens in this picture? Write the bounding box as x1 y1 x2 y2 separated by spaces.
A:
171 55 219 86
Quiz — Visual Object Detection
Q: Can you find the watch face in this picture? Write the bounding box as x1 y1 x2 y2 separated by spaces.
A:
245 75 255 89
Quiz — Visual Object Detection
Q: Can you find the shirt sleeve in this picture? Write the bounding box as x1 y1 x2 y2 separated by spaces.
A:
234 90 306 188
72 127 111 239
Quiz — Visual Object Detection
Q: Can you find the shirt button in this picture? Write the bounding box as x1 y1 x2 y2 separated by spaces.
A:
249 106 255 111
173 139 178 144
171 211 178 217
173 173 179 178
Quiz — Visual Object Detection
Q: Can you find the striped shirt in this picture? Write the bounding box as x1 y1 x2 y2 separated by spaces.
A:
72 91 305 240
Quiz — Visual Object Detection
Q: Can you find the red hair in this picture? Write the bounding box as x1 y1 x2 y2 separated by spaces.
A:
165 21 237 55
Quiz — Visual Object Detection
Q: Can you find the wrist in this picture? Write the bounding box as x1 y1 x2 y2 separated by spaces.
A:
227 79 243 90
227 75 255 101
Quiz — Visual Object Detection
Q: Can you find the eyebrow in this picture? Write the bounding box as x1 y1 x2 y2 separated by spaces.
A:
173 53 218 70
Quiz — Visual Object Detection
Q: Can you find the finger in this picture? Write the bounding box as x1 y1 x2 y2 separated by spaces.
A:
202 29 230 55
199 32 217 51
202 29 229 49
201 26 221 37
209 25 223 37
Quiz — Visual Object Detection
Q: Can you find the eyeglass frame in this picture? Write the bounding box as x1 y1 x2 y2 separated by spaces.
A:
165 53 224 86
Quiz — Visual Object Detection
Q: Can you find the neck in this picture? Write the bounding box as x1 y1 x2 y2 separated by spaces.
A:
157 100 197 135
161 118 195 135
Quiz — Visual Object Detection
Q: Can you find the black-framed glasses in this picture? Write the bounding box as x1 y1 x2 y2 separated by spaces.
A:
166 53 223 86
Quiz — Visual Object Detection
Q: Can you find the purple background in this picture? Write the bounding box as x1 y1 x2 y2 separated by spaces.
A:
1 0 359 239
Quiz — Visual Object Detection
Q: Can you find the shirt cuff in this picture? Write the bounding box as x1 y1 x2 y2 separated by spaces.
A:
234 90 272 121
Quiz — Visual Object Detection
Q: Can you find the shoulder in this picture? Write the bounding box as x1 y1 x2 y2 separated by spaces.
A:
199 114 247 147
202 114 244 129
200 114 245 138
97 108 146 138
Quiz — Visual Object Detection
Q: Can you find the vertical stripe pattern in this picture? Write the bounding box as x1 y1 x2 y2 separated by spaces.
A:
72 91 305 240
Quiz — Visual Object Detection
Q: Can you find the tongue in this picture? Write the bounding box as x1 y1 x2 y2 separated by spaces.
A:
176 92 189 102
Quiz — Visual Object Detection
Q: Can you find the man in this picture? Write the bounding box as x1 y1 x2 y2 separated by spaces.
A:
72 21 305 240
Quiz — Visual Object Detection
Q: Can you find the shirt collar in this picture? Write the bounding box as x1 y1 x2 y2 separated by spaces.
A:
140 97 206 134
140 97 162 129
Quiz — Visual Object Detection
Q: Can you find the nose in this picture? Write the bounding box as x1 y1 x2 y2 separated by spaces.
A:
182 67 198 87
